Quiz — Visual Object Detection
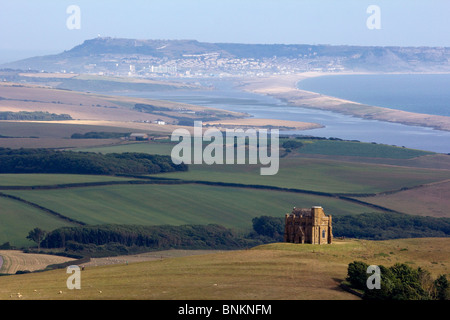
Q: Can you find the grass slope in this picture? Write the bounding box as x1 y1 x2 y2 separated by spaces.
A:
0 238 448 300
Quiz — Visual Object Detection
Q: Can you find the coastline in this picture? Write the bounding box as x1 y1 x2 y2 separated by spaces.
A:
236 72 450 132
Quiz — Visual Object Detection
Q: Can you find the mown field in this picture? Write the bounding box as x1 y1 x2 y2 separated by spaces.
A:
0 250 74 274
0 238 448 300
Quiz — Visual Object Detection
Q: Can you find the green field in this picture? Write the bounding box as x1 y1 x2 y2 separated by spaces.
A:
0 174 138 187
78 141 450 194
76 141 174 156
155 158 450 194
77 138 434 159
3 184 380 235
0 197 75 247
293 139 434 159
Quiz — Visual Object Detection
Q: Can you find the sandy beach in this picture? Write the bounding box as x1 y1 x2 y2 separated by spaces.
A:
237 72 450 132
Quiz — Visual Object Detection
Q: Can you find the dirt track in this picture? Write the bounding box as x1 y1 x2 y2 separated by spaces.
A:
83 250 224 267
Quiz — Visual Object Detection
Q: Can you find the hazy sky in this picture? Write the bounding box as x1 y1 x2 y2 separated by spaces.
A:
1 0 449 63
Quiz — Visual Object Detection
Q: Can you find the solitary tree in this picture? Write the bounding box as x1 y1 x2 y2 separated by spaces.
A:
26 228 47 251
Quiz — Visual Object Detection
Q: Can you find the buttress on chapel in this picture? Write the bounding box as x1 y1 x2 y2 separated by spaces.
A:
284 206 333 244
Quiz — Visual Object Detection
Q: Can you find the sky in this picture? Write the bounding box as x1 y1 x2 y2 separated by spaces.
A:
1 0 449 63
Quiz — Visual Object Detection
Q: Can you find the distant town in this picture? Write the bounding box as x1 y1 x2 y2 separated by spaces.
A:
3 37 450 77
87 51 345 78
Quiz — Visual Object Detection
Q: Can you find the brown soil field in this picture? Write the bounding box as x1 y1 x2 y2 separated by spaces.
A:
18 73 200 89
73 74 200 88
358 179 450 218
27 120 189 134
238 73 450 132
0 121 146 138
0 250 75 274
19 73 78 79
0 138 124 149
0 82 244 123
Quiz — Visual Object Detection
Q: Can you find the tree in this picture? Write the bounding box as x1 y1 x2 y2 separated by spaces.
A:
252 216 284 241
434 275 449 300
26 228 47 250
346 261 369 290
347 261 445 300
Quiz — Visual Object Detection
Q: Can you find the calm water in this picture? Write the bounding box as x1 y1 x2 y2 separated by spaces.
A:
297 73 450 117
117 78 450 153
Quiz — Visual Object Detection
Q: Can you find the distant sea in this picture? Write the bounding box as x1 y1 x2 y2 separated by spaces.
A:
297 73 450 117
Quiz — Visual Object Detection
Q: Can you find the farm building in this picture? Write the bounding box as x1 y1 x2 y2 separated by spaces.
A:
128 133 149 141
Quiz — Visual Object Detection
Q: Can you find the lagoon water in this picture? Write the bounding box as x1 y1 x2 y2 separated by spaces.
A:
119 77 450 153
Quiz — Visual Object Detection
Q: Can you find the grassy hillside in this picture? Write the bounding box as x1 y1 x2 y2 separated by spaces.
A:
0 238 448 300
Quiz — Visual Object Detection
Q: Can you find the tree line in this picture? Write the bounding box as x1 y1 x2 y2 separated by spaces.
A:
0 111 72 120
22 212 450 258
251 212 450 240
346 260 449 300
0 148 188 175
70 131 131 139
31 224 263 257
